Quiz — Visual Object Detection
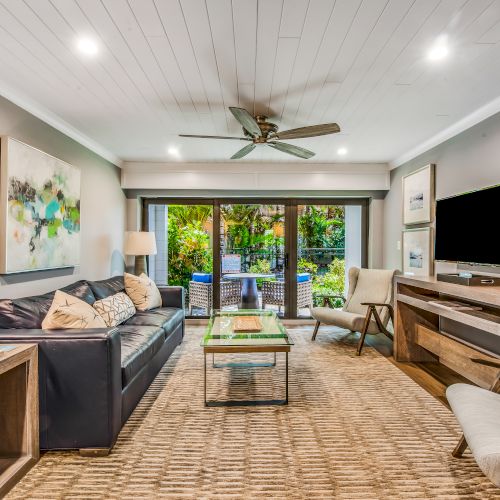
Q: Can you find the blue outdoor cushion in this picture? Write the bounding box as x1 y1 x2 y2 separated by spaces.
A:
192 273 213 283
297 273 310 283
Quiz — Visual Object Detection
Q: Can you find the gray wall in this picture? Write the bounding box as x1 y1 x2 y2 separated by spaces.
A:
0 96 126 298
383 111 500 273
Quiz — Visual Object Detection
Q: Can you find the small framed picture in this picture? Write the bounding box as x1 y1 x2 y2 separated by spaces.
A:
402 227 433 276
402 164 435 225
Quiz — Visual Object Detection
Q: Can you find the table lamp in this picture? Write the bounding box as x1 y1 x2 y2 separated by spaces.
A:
124 231 157 276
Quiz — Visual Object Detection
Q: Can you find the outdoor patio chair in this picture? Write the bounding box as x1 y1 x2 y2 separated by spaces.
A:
311 267 396 355
188 280 241 314
261 278 313 312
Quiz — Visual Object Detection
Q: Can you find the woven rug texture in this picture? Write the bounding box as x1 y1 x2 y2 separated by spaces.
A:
6 325 500 499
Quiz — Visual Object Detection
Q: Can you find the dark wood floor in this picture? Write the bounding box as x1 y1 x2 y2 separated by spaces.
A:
365 332 469 408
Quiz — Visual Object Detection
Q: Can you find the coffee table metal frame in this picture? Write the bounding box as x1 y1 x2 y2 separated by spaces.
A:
202 310 291 407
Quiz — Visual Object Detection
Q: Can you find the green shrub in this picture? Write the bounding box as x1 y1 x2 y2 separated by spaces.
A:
311 258 345 307
249 259 272 287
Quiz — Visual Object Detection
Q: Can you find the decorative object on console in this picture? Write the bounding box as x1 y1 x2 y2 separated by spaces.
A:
402 227 433 276
0 137 81 274
124 272 162 311
402 164 435 225
92 292 136 327
124 231 157 275
41 290 106 330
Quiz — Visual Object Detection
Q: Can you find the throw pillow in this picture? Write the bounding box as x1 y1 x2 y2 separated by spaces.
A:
93 292 136 327
42 290 107 330
124 272 162 311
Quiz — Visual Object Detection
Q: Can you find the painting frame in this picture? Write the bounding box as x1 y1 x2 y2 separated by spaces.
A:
402 164 435 225
402 227 433 277
0 136 81 274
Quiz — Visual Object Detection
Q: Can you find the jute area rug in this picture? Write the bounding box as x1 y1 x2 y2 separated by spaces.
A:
7 326 500 499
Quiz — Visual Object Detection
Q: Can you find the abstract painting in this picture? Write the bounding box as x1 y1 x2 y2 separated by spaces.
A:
402 228 433 277
402 164 435 225
0 137 81 273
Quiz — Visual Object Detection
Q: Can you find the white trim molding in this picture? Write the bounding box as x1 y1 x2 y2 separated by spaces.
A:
0 81 122 167
390 95 500 169
121 162 390 191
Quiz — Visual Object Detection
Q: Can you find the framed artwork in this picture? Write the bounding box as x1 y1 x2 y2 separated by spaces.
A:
402 227 433 276
402 164 435 225
0 137 81 274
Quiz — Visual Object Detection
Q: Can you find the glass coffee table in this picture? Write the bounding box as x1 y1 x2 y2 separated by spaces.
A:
201 310 293 407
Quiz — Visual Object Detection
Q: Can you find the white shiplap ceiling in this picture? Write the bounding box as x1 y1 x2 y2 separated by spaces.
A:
1 0 500 166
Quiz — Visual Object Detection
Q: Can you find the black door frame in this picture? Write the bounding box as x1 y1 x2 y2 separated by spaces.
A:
143 197 369 319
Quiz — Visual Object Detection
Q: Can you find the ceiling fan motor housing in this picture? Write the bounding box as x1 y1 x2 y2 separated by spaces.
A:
242 115 278 142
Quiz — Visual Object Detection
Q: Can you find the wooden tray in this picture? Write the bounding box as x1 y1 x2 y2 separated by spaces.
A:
233 316 262 332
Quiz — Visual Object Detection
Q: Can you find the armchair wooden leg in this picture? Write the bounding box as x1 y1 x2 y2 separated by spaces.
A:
356 308 373 356
452 434 468 458
312 321 320 341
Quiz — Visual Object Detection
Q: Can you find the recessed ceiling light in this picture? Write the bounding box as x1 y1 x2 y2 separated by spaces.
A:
337 147 347 156
428 44 448 61
167 146 180 158
427 35 449 61
76 37 98 56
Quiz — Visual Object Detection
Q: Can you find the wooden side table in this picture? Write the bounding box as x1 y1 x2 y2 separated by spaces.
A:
0 344 39 497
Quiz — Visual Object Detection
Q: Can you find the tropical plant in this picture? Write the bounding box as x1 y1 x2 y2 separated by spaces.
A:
311 258 345 307
167 216 212 291
297 258 318 276
249 258 272 287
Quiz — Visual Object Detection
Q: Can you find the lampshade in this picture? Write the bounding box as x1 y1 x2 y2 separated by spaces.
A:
124 231 157 256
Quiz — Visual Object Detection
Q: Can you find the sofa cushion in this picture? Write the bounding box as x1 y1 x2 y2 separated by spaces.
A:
93 292 136 327
0 281 95 330
118 325 166 387
42 290 107 330
88 276 125 300
123 307 184 337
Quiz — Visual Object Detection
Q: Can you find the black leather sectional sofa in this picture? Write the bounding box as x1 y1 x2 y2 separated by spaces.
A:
0 276 184 455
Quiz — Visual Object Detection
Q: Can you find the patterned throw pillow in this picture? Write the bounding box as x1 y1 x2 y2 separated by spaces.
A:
93 292 136 327
42 290 107 330
124 272 162 311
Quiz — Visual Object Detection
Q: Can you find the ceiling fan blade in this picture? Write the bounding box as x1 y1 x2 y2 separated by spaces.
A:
270 123 340 140
179 134 251 141
268 141 315 159
230 143 256 159
229 107 262 137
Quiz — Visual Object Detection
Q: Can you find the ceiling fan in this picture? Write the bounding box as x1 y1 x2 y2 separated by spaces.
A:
179 107 340 160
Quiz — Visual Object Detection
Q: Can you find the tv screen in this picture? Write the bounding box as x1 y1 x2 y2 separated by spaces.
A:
435 184 500 265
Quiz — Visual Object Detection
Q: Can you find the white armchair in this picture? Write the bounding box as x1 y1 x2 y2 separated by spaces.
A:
311 267 396 355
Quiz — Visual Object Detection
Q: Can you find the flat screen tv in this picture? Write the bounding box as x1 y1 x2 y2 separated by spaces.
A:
435 184 500 266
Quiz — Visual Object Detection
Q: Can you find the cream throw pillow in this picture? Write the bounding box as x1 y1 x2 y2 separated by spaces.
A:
93 292 136 327
42 290 107 330
124 272 162 311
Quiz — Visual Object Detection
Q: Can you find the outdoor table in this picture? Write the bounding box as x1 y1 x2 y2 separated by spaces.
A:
223 273 274 309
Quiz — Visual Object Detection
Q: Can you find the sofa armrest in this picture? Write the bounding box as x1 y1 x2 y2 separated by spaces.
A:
0 327 122 451
158 286 185 310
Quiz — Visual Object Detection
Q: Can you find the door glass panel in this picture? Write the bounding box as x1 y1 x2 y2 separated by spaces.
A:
220 204 285 316
297 205 362 318
148 204 213 317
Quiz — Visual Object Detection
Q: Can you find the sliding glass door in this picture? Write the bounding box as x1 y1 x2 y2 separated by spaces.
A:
219 203 286 316
144 198 366 319
296 203 364 318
